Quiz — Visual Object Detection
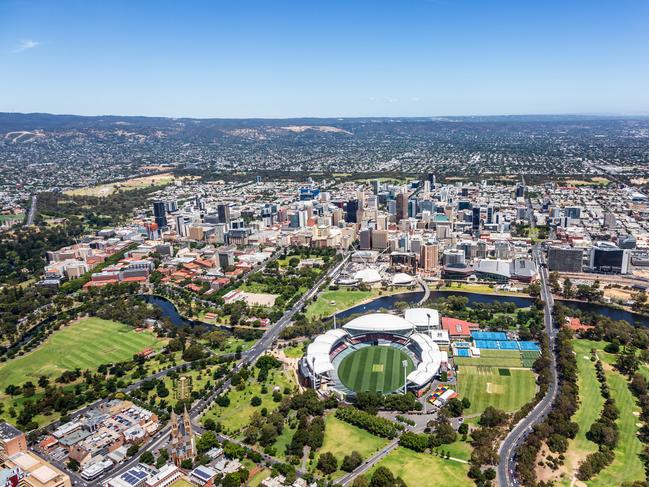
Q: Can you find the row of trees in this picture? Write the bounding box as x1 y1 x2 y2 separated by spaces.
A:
515 328 579 486
577 358 619 480
335 406 404 439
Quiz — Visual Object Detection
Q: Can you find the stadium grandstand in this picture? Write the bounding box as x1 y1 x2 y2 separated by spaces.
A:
299 310 446 398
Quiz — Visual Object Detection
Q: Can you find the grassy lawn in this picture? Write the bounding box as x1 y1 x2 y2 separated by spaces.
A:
563 340 645 486
0 317 164 392
202 369 295 435
270 422 296 459
559 340 605 478
456 365 537 414
368 446 469 487
454 349 524 368
338 346 414 393
439 283 527 296
305 289 379 319
282 345 305 359
249 468 271 486
313 414 390 479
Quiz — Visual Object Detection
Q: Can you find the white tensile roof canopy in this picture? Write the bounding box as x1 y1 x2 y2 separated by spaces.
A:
343 313 414 333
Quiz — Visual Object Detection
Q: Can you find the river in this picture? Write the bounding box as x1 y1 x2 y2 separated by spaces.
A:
332 290 649 327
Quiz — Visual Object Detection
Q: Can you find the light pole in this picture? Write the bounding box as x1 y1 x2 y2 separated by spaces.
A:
402 359 408 395
426 313 431 336
311 356 317 390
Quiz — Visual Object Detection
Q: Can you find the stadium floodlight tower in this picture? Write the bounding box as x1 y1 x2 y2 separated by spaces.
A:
311 356 317 390
426 312 431 336
402 359 409 394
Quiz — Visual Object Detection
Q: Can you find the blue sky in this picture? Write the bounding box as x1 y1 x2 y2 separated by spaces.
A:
1 0 648 118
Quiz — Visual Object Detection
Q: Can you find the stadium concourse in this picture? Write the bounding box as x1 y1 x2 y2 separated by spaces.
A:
298 309 449 398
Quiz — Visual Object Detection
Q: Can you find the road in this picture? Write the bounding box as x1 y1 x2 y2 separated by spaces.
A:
417 277 430 304
80 251 351 485
24 194 37 226
497 247 559 487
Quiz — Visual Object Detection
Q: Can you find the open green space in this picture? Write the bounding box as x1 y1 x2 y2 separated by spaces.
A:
559 340 606 480
368 446 470 487
0 317 164 391
201 369 295 434
337 346 414 394
282 345 305 359
456 365 536 414
305 289 382 319
561 340 645 486
313 414 390 479
454 349 524 368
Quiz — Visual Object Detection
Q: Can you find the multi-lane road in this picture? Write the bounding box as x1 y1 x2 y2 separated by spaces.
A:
65 251 351 486
497 247 558 486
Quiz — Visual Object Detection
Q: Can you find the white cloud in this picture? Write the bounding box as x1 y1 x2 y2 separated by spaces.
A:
12 40 41 53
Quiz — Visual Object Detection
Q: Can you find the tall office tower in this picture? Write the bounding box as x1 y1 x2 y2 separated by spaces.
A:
410 237 423 255
371 229 389 250
372 179 380 195
472 206 481 230
217 203 231 226
589 242 629 274
494 241 512 260
547 246 584 272
195 196 206 211
298 209 308 228
345 199 359 223
164 200 178 213
565 206 582 220
359 229 372 250
443 249 466 266
332 208 343 226
420 243 439 271
486 205 494 224
477 240 488 259
603 212 617 230
427 172 436 188
396 191 408 222
423 180 431 198
153 201 167 229
387 199 397 216
515 183 525 198
408 199 417 218
175 215 187 237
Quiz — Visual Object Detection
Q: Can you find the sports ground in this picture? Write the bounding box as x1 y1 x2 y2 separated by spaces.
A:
0 317 164 391
456 365 537 414
337 346 414 393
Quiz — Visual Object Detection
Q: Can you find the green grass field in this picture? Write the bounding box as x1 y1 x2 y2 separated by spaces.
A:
337 346 414 393
456 365 537 414
313 414 390 479
556 339 645 486
454 349 524 368
368 446 469 487
0 317 164 391
202 369 295 435
305 289 379 319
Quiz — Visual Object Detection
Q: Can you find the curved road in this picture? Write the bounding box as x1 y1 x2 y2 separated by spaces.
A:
497 247 559 486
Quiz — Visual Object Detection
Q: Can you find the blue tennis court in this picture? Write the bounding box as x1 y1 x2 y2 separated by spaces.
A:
454 348 470 357
471 331 508 341
453 341 471 349
473 339 541 351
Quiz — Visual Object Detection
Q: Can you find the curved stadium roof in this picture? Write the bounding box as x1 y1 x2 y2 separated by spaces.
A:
343 313 414 333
